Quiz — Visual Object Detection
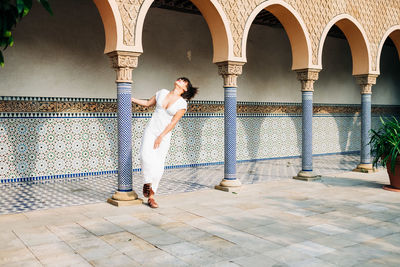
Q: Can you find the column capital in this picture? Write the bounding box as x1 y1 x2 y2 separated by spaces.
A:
107 51 141 83
216 61 245 87
354 74 378 94
295 68 320 92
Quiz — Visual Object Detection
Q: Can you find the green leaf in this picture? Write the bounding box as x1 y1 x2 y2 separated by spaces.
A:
0 51 4 67
0 0 52 65
16 0 25 14
8 35 14 47
38 0 53 15
370 116 400 174
23 0 33 10
22 6 30 17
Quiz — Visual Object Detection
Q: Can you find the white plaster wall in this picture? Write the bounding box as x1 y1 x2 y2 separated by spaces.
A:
135 8 221 100
240 24 299 102
316 37 360 104
317 36 400 105
0 1 399 104
0 0 115 98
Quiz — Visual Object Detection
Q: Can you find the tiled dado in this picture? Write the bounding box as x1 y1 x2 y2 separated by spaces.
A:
0 97 399 114
0 96 399 183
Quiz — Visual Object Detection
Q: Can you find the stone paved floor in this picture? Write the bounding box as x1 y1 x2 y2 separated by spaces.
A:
0 153 359 214
1 157 400 266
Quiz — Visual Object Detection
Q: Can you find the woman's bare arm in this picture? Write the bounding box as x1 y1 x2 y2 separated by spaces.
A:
153 109 186 149
132 95 156 107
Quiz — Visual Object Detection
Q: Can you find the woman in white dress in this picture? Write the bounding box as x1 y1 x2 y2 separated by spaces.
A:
131 77 198 208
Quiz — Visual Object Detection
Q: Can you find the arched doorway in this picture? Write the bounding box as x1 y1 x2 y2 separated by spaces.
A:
318 15 374 172
239 1 313 178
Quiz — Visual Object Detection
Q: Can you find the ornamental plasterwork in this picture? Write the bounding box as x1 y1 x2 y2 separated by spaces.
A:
217 61 244 76
296 69 320 92
214 0 400 71
286 0 400 71
217 61 245 87
108 51 141 82
217 0 259 58
109 51 140 69
354 74 378 94
121 0 400 72
116 0 146 46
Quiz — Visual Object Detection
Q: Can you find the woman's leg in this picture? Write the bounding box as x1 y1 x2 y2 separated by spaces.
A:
146 173 161 208
151 175 162 194
143 183 151 198
140 129 156 197
140 132 168 208
148 186 158 208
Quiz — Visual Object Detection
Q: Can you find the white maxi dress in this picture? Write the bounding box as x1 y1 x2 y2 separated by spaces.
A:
140 89 187 193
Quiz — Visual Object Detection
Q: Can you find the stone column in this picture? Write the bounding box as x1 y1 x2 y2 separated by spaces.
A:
293 69 321 181
215 61 244 192
353 74 378 173
107 51 142 206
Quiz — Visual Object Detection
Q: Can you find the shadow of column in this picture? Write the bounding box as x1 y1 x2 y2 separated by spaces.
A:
180 116 207 167
240 116 263 161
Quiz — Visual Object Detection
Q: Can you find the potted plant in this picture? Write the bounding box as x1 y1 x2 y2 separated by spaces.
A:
370 117 400 191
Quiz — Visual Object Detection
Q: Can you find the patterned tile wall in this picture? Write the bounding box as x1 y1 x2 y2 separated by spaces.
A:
0 98 399 183
0 116 118 180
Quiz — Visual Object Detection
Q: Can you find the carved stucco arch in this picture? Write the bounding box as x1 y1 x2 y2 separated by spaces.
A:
93 0 125 53
376 25 400 74
135 0 234 63
318 14 372 75
241 0 313 70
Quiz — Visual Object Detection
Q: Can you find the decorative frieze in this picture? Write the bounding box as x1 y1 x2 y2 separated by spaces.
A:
1 98 399 115
108 51 141 83
217 61 245 87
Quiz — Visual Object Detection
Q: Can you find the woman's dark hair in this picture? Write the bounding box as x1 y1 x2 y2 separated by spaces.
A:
179 77 198 101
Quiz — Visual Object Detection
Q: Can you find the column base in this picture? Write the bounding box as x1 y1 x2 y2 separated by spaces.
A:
293 171 321 181
215 179 241 192
107 191 143 207
353 163 377 173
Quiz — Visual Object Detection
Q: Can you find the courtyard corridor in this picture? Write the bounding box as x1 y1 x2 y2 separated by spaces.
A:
1 154 359 214
0 153 400 266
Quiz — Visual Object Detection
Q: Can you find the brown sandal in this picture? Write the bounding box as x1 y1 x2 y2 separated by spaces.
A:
143 183 151 198
148 198 158 208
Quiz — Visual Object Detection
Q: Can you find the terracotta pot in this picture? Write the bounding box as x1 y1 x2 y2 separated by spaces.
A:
386 156 400 189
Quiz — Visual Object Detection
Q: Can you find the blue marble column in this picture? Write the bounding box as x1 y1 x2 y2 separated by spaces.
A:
354 74 377 172
302 91 313 172
361 93 372 165
117 82 133 192
294 69 321 181
224 87 237 181
107 51 141 206
215 61 244 192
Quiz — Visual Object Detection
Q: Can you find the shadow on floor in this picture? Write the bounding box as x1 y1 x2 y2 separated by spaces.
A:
320 176 387 189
